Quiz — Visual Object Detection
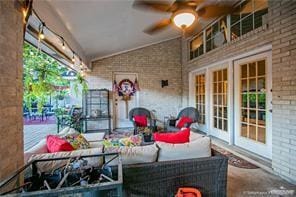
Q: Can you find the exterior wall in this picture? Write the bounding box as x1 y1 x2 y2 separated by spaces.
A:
0 0 24 184
181 0 296 183
88 38 182 125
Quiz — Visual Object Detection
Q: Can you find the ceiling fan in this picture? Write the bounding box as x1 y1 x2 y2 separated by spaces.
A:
133 0 235 36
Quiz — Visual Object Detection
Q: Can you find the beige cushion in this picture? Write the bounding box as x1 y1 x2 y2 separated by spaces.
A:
190 131 205 142
104 144 159 165
28 147 103 173
24 139 48 163
156 136 211 162
82 132 105 142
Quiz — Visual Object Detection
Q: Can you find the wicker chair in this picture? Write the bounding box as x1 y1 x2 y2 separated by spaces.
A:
129 107 155 135
121 150 228 197
166 107 199 132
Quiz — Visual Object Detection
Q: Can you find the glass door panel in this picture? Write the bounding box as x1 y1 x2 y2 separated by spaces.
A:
213 68 228 132
239 59 266 143
196 74 206 125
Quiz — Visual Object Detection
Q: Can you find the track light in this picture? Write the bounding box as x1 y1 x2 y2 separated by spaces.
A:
62 39 66 50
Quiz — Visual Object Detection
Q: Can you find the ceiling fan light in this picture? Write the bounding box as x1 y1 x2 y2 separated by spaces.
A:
173 12 196 29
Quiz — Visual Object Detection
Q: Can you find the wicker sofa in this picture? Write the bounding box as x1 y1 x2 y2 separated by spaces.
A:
121 150 228 197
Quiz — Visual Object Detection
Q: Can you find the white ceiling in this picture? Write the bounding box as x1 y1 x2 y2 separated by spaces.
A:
47 0 183 61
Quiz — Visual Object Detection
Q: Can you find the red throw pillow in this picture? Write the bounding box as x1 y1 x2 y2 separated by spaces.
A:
153 128 190 144
134 115 148 127
176 116 193 128
46 135 74 153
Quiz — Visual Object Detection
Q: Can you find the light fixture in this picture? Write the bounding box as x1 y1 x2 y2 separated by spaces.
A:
38 22 45 40
173 10 196 29
72 53 75 63
61 38 66 50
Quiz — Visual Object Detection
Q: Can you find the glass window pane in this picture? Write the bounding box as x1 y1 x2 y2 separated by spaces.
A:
249 125 257 140
218 70 222 81
223 94 227 106
242 80 248 92
249 78 256 92
242 14 254 35
214 117 218 128
213 22 219 35
241 123 248 137
231 22 241 40
242 94 248 108
223 69 228 81
206 39 212 52
241 64 248 78
249 93 257 108
254 8 268 28
258 126 266 143
223 119 228 131
218 118 223 130
218 95 223 105
242 109 248 123
249 62 256 77
258 93 266 109
214 106 218 117
206 27 212 40
214 83 218 93
258 60 265 76
218 82 223 93
258 110 266 126
258 77 265 92
249 109 257 124
224 107 228 118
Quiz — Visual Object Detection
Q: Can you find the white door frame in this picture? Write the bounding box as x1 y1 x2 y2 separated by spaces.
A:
112 72 139 129
208 63 231 142
189 69 208 133
188 45 272 147
234 51 272 159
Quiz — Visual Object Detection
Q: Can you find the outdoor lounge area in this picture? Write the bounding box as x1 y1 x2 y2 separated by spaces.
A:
1 0 296 196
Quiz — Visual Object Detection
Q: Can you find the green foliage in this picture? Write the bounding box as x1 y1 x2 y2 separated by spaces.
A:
23 42 88 112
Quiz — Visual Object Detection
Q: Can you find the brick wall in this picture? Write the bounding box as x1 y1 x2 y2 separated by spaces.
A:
88 38 182 126
0 0 24 184
181 0 296 183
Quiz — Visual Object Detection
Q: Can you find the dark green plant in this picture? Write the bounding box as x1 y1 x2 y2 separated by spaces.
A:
23 42 88 112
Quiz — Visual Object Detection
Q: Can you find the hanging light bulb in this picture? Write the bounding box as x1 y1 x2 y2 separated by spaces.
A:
61 37 66 50
38 23 45 40
79 58 83 68
72 53 75 63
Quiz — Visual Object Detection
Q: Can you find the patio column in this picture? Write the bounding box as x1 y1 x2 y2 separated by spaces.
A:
0 0 24 183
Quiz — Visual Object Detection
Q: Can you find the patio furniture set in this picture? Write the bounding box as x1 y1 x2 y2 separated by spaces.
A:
9 106 228 196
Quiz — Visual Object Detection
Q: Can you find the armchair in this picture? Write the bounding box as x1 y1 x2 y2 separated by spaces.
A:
166 107 199 132
129 107 156 135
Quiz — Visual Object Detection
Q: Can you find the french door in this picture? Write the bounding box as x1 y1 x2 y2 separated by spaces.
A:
209 65 230 142
195 73 207 132
234 52 272 159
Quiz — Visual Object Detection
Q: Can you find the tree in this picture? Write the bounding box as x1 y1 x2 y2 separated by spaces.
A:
23 42 87 112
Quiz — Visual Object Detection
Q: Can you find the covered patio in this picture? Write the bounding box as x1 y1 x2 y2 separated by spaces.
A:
1 0 296 196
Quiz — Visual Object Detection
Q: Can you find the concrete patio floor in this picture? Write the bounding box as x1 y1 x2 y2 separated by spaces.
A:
228 165 296 196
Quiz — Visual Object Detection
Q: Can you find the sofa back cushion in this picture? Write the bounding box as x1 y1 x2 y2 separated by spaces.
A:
156 136 211 162
153 128 190 144
104 143 158 165
28 147 103 173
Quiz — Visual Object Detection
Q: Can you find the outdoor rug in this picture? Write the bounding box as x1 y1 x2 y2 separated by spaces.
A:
107 130 259 169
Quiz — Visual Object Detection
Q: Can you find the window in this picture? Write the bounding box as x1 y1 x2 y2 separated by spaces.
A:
190 34 204 59
206 17 228 52
196 74 206 124
213 69 228 132
231 0 268 40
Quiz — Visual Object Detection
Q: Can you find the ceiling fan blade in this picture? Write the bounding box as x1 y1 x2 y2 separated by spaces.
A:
143 18 171 35
197 5 234 19
133 0 172 13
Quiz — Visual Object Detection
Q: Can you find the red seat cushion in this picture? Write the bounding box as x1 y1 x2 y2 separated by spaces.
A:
134 115 148 127
176 116 193 128
153 128 190 144
46 135 74 153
